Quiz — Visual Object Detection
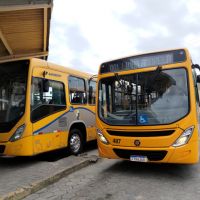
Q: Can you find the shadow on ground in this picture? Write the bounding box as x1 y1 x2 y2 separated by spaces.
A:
0 140 97 165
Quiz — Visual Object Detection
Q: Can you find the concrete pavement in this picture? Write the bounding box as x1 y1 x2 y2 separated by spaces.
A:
24 159 200 200
0 149 98 200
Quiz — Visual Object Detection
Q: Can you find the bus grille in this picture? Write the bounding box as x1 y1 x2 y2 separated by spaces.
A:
107 130 174 137
0 145 5 154
113 149 167 161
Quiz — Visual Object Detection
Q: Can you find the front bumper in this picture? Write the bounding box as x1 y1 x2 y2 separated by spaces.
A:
98 140 199 164
0 136 33 156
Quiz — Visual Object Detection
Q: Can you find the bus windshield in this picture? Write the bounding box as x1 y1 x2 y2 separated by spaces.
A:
99 68 189 125
0 60 29 132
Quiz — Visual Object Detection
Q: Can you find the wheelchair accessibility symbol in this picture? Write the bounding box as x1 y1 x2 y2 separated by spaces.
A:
138 114 148 124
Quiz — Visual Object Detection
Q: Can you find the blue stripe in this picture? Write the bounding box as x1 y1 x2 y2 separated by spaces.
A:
33 107 95 134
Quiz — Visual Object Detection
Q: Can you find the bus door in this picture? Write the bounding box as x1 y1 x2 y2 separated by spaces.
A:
31 67 67 154
87 80 97 141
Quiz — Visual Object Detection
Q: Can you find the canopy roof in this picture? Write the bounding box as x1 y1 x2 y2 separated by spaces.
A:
0 0 53 63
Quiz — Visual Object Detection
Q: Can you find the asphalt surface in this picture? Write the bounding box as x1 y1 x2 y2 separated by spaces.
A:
24 158 200 200
1 140 200 200
0 141 98 200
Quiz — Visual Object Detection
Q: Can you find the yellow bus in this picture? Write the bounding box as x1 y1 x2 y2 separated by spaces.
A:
96 48 200 164
0 58 96 156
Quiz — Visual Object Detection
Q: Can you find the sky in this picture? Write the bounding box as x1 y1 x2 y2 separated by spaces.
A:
48 0 200 74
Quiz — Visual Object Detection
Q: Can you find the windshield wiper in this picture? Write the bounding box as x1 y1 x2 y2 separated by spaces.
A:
153 65 176 85
151 65 162 81
146 65 176 96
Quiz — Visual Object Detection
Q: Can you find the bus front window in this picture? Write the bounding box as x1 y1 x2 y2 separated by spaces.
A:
99 68 189 125
0 60 29 132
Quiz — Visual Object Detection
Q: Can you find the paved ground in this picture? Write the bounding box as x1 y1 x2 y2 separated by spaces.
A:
24 158 200 200
0 142 98 200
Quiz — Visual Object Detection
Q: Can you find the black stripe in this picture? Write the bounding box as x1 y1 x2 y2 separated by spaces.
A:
107 130 174 137
113 149 167 161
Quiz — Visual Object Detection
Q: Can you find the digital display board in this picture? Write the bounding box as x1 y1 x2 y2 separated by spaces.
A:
100 49 186 74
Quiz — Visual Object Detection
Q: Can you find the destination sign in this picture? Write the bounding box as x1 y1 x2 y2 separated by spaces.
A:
100 49 186 74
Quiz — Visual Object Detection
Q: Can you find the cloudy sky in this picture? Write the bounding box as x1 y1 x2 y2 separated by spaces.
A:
48 0 200 74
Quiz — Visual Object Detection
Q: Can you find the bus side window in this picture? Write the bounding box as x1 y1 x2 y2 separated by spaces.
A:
31 77 66 122
192 70 200 106
88 80 96 105
68 76 86 104
48 81 65 105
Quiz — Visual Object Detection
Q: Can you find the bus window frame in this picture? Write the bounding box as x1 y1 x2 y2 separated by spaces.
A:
31 77 67 123
97 66 191 127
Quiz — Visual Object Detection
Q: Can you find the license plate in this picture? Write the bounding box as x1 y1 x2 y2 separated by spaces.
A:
130 155 148 162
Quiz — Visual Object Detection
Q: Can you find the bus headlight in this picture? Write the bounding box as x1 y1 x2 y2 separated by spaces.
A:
10 124 26 142
172 126 194 147
97 128 109 145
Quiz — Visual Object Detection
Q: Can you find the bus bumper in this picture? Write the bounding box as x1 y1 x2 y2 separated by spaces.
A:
98 140 199 164
0 136 33 156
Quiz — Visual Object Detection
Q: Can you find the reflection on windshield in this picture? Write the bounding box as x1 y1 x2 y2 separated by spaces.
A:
0 60 28 132
99 68 189 125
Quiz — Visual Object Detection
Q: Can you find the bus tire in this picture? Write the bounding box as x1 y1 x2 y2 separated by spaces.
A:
68 128 83 155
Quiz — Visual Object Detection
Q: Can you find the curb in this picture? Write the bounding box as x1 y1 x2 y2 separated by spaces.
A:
0 155 99 200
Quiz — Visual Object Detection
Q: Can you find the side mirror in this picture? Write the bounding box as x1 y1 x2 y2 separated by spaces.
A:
197 75 200 83
43 79 49 92
192 64 200 71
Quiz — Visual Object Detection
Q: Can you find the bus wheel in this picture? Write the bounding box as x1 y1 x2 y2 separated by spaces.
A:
68 129 83 155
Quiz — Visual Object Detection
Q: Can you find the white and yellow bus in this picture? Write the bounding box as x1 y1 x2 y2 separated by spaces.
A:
97 48 200 164
0 58 96 156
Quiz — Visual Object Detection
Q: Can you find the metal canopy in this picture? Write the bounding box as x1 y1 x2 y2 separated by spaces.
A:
0 0 53 63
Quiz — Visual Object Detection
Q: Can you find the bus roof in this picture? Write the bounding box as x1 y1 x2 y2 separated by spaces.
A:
30 58 94 79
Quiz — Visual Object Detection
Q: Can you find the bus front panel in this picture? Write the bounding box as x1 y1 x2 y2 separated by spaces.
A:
97 50 199 164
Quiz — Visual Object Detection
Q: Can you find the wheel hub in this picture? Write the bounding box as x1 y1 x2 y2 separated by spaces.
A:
70 133 81 153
